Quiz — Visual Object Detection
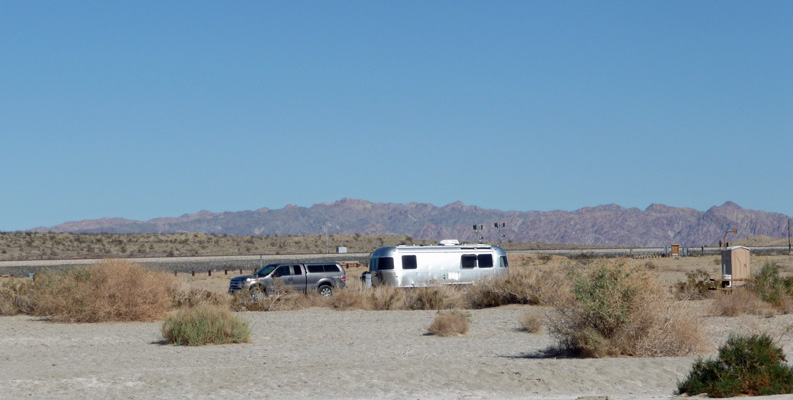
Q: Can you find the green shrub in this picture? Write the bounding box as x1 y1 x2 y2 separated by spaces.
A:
548 260 709 357
570 263 636 337
677 334 793 397
750 262 790 307
161 304 251 346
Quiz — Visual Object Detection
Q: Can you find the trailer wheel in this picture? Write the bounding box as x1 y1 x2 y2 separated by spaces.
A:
318 285 333 298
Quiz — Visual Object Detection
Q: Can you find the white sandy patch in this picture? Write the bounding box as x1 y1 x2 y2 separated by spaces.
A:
2 305 793 399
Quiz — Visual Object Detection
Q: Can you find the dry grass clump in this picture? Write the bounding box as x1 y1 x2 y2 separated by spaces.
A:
161 304 251 346
0 278 35 315
367 285 408 310
519 310 544 334
427 310 470 336
466 266 568 309
712 289 776 317
229 287 328 312
172 286 230 309
547 259 709 357
328 287 371 310
31 260 176 322
405 286 464 310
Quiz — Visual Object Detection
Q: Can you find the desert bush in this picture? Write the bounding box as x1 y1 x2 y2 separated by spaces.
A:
31 260 176 322
229 287 327 312
406 286 463 310
328 288 370 310
173 286 229 308
674 269 716 300
367 285 406 310
519 310 544 334
749 262 791 308
427 309 470 336
711 289 775 317
0 279 35 315
677 334 793 397
466 267 568 309
547 260 708 357
161 304 251 346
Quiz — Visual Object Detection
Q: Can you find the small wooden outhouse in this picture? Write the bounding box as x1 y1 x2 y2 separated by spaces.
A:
721 246 751 288
671 244 680 259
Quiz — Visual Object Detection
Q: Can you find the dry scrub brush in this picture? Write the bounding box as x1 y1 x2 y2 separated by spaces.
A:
547 259 709 357
519 310 544 334
674 269 716 300
465 265 568 308
31 260 176 322
427 310 470 336
229 285 329 312
711 288 776 317
0 279 35 316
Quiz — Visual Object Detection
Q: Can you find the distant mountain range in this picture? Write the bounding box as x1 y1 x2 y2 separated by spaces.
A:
30 199 791 247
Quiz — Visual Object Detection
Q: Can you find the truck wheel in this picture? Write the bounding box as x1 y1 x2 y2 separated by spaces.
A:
318 285 333 298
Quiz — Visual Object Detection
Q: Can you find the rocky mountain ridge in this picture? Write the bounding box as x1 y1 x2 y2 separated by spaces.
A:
30 199 791 247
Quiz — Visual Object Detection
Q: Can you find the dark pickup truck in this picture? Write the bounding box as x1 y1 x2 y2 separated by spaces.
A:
228 262 347 297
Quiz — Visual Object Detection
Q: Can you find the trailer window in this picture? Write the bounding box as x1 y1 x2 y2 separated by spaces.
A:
478 254 493 268
378 257 394 270
461 254 476 269
402 255 417 270
500 256 509 268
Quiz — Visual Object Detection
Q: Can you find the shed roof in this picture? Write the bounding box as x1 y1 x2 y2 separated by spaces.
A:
725 246 751 251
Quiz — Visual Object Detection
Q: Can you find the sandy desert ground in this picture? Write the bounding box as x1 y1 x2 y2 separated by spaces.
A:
3 254 793 399
4 304 793 399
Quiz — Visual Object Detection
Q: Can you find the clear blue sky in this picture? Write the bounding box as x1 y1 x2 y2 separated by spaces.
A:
2 1 792 231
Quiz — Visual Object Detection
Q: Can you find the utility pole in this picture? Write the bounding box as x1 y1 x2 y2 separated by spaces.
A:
473 224 484 242
788 218 791 255
494 222 505 247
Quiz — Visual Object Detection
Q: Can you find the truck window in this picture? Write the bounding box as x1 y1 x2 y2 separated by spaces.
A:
402 255 417 270
478 254 493 268
293 265 303 275
461 254 476 269
275 266 292 276
323 264 341 273
378 257 394 270
256 264 278 276
307 265 323 273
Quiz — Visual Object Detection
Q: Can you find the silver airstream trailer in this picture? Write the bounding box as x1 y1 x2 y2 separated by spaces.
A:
366 239 508 287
